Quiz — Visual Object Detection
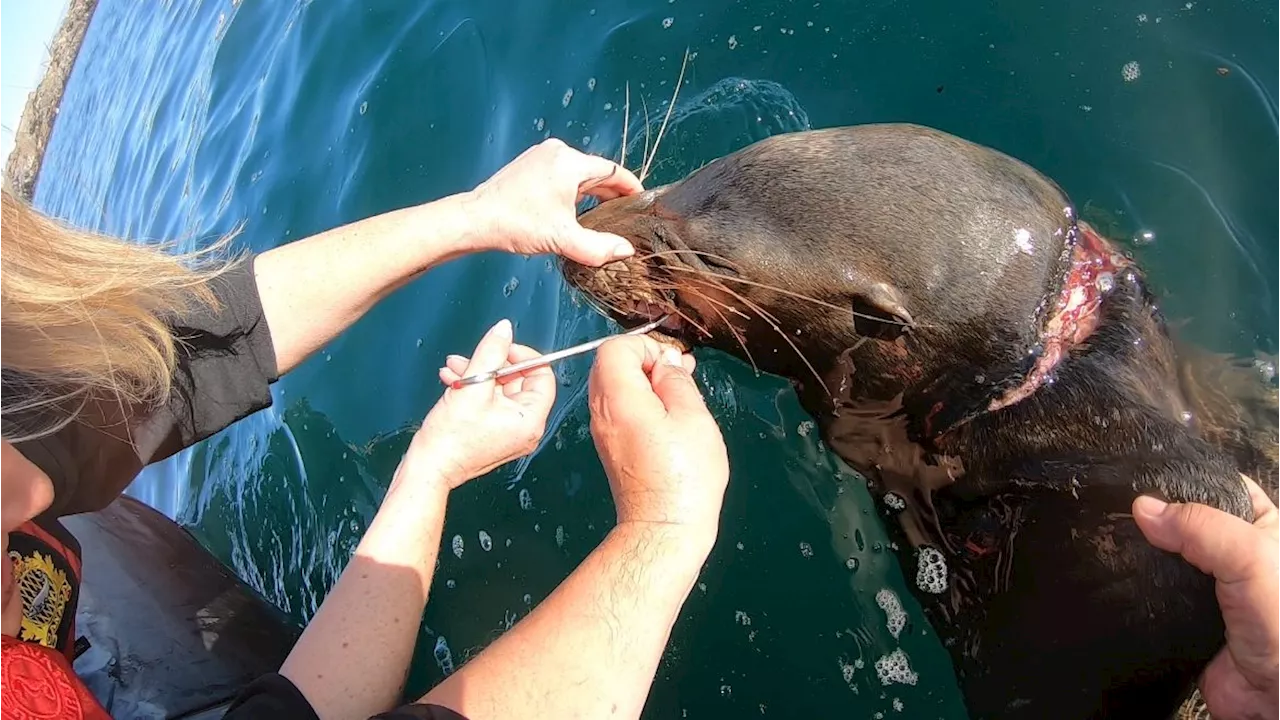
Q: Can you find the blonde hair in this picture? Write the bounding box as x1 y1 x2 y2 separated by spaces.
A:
1 185 242 442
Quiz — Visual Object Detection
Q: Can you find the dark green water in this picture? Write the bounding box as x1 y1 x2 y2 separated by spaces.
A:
35 0 1276 716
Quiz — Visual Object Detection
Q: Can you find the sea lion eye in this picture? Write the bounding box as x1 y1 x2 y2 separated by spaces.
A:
851 296 910 340
849 283 914 340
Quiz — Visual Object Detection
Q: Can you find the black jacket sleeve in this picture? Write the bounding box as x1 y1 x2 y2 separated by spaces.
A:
224 673 472 720
13 254 281 518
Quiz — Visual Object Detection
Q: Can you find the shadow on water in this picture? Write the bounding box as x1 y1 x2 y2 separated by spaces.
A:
32 0 1276 716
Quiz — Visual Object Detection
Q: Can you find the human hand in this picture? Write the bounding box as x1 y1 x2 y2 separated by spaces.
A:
587 336 729 546
464 138 645 266
1133 475 1279 720
397 320 556 491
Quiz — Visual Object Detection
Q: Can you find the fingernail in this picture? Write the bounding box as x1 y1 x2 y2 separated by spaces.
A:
493 318 513 339
446 355 467 364
609 241 635 261
661 347 682 367
1133 495 1168 518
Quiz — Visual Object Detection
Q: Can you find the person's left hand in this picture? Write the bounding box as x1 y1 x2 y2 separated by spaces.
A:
396 319 556 491
464 138 645 266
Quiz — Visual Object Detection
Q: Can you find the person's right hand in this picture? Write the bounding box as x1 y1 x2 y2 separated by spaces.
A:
587 336 730 544
1133 475 1279 720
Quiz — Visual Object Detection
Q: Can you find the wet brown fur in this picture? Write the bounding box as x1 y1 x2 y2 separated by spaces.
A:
561 124 1278 720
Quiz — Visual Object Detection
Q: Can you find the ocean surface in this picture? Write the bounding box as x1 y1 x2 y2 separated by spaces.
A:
34 0 1276 715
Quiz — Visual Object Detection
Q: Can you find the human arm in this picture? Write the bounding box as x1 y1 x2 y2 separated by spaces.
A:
421 336 729 719
254 139 643 376
1132 475 1279 720
272 319 558 720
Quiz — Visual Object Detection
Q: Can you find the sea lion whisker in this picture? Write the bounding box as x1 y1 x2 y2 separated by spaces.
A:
620 82 631 172
640 94 651 181
662 264 931 329
691 290 761 374
641 47 691 182
686 275 829 395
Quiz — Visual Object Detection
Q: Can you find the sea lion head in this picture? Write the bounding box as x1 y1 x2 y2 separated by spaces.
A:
564 124 1082 416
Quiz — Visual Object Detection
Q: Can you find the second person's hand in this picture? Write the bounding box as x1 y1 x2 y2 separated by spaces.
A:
587 336 730 548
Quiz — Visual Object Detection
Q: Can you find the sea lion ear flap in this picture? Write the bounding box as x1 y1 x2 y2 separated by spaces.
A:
851 282 914 340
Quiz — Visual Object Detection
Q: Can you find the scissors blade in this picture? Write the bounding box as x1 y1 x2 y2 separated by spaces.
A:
448 315 672 389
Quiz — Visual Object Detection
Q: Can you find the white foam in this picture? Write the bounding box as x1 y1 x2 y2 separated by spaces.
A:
875 588 907 639
561 89 574 107
518 488 532 510
799 542 813 558
1014 228 1034 255
451 535 464 559
915 546 948 594
883 492 906 512
1122 61 1141 82
874 649 918 686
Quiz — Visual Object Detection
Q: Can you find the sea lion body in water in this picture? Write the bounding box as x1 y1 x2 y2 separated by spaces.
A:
561 124 1278 719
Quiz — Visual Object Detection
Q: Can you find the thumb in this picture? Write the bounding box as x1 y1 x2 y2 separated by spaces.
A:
562 226 635 267
649 347 709 417
457 319 514 388
1133 495 1259 584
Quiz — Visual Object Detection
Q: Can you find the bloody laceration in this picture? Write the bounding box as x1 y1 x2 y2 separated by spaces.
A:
988 222 1130 413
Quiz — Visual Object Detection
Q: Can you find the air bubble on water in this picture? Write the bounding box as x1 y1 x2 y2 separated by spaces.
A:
582 135 591 145
1121 61 1141 82
662 17 674 28
840 660 856 683
1133 230 1156 245
728 34 738 49
479 530 493 552
720 685 732 697
1254 359 1276 382
735 610 752 626
587 77 596 91
799 542 814 558
752 24 762 31
883 492 906 512
854 529 866 552
797 420 815 436
603 101 613 110
892 698 904 712
806 20 814 26
555 525 565 548
874 649 918 686
434 636 455 675
519 488 533 510
523 593 532 604
446 579 456 589
416 338 423 348
916 546 948 593
534 117 546 131
1096 272 1115 293
1136 13 1148 22
359 101 368 115
1080 105 1093 112
876 588 907 639
533 522 541 532
451 535 464 558
697 582 707 593
845 557 859 571
561 88 574 107
325 353 332 362
502 277 520 297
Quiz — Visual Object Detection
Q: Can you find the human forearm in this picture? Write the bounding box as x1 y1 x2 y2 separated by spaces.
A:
280 456 452 720
253 194 481 376
421 522 713 719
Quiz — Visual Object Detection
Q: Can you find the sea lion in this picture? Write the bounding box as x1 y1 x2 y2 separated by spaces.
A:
560 124 1279 719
